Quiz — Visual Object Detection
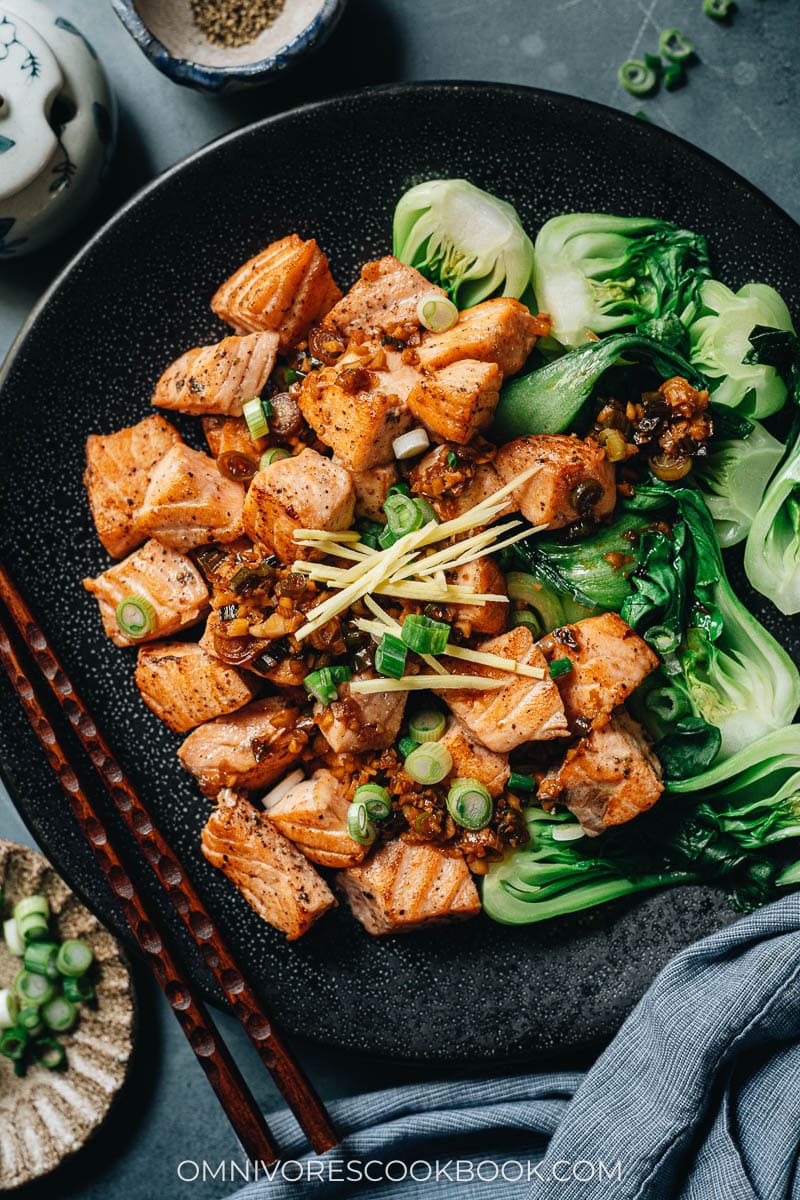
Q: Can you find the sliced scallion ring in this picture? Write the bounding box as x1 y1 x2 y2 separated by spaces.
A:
242 396 273 440
703 0 731 17
446 779 493 830
55 940 94 979
398 736 418 758
42 996 77 1033
0 1027 28 1061
375 633 408 680
0 988 19 1030
18 1006 44 1035
260 447 292 469
261 769 305 811
404 742 453 786
346 801 376 846
508 771 537 794
644 624 680 654
401 614 451 655
393 428 430 460
24 941 60 980
416 293 459 332
548 657 573 679
510 610 542 635
14 895 49 945
13 970 54 1007
63 975 95 1004
409 707 446 743
412 497 438 525
303 668 339 706
3 917 25 957
645 685 691 724
384 492 425 538
659 27 693 60
32 1036 66 1070
115 596 156 640
353 784 392 821
618 59 658 96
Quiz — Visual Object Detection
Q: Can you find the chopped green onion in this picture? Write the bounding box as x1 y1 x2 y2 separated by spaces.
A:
0 1027 28 1060
13 970 54 1007
644 624 680 654
446 779 493 830
398 736 418 758
384 492 425 538
13 896 49 944
375 633 408 680
0 989 19 1029
645 685 691 724
55 940 94 978
18 1006 44 1035
42 996 77 1033
229 562 275 593
284 367 298 385
508 772 537 794
548 657 573 679
618 59 658 96
386 483 411 499
663 61 684 90
447 450 458 468
259 447 291 469
378 525 398 549
32 1036 66 1070
409 707 446 743
242 396 273 439
401 614 451 655
346 801 376 846
62 975 95 1004
327 665 352 684
703 0 731 17
405 742 453 785
356 518 384 549
353 784 392 820
412 497 438 525
194 545 227 579
644 51 663 73
114 595 156 639
510 610 542 635
660 27 693 59
3 917 25 957
393 428 430 460
23 942 60 980
303 668 339 706
416 293 459 332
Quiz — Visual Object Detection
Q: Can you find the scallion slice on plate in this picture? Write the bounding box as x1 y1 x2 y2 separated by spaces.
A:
404 742 453 785
62 975 96 1004
353 784 392 820
384 492 425 538
260 447 291 469
416 293 459 332
17 1006 44 1035
409 707 446 743
393 428 430 460
446 779 493 830
114 595 156 639
0 1027 28 1061
242 396 273 439
401 614 451 655
346 801 376 846
375 633 408 679
32 1036 66 1070
23 941 60 980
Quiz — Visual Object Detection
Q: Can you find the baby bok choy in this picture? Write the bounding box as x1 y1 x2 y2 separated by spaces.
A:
693 414 784 547
392 179 534 307
532 213 711 348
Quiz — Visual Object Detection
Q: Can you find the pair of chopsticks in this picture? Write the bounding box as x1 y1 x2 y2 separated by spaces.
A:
0 560 338 1163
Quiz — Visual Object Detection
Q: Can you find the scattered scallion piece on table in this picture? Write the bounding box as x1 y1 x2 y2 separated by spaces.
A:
446 779 494 830
114 595 156 640
659 28 694 61
663 61 685 90
404 742 453 786
618 59 658 96
703 0 732 18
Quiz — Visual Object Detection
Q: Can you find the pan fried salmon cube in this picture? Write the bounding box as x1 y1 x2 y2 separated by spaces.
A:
210 234 341 351
339 460 398 523
324 255 447 339
138 444 245 551
538 613 659 730
202 791 335 940
448 556 508 637
152 332 279 417
494 435 616 530
314 671 407 754
242 448 355 563
266 770 368 869
538 711 664 835
407 360 502 444
135 642 257 733
337 841 480 935
84 415 182 558
416 298 540 376
82 539 209 648
439 717 510 798
178 697 305 796
298 362 415 470
436 626 569 751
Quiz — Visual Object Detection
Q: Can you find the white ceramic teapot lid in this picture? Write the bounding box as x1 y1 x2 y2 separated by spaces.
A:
0 9 64 202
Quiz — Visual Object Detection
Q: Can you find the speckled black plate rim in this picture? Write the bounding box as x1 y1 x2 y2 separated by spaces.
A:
0 81 798 1069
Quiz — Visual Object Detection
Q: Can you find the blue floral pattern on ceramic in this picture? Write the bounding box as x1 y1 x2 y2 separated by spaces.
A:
0 13 41 76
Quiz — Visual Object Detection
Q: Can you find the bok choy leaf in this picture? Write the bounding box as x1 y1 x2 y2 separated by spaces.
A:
694 416 784 547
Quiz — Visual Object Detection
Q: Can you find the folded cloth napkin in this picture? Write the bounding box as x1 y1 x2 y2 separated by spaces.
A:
231 894 800 1200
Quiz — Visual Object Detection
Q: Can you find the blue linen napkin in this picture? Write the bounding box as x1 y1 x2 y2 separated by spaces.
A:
231 894 800 1199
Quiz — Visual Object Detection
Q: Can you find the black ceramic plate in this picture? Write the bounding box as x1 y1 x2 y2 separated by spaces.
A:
1 83 798 1064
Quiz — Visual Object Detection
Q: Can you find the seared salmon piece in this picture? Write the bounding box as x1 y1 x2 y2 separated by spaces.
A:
439 716 510 798
82 539 209 648
298 360 415 471
152 332 279 417
416 298 541 376
84 415 182 558
407 359 502 444
243 448 355 563
267 770 368 869
314 671 407 754
178 697 305 795
436 626 569 751
201 790 335 940
539 711 664 835
409 445 514 523
135 642 257 733
339 460 398 523
448 556 508 637
494 435 615 530
337 840 481 934
324 255 447 339
538 613 659 731
138 444 245 551
211 234 341 351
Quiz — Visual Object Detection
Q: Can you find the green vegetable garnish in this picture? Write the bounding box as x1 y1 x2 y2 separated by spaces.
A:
703 0 732 18
55 940 94 978
659 28 694 61
404 743 453 786
114 596 156 639
375 633 408 680
409 707 446 744
694 416 784 548
548 658 573 679
446 780 493 830
242 396 273 440
353 784 391 821
346 801 376 846
618 59 658 97
400 614 450 655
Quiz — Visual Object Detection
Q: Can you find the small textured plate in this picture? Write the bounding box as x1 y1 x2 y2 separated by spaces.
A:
0 839 135 1190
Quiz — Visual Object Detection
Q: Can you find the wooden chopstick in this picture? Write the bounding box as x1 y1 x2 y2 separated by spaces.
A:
0 605 278 1164
0 561 338 1155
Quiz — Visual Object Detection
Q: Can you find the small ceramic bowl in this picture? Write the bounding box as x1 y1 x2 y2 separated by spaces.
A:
112 0 347 93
